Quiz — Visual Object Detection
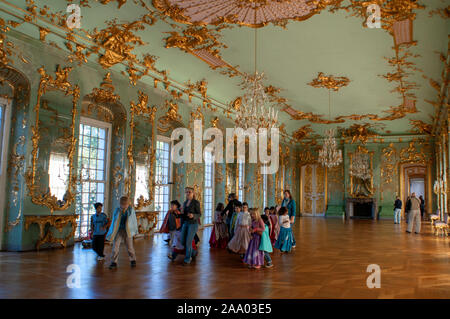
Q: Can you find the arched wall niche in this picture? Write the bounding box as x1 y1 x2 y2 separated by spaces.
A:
0 65 30 250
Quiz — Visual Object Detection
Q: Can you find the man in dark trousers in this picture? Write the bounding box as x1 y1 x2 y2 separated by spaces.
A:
394 196 402 224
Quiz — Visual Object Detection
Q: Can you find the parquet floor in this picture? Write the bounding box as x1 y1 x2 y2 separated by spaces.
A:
0 218 449 298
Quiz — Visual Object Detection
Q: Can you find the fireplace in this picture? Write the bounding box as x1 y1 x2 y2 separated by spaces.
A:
345 198 377 220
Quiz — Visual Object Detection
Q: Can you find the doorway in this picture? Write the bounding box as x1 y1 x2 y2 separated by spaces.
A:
300 164 326 216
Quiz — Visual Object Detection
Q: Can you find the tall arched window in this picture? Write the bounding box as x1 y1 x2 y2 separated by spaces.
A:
203 149 214 225
238 160 245 202
76 117 112 238
263 165 268 208
154 135 172 229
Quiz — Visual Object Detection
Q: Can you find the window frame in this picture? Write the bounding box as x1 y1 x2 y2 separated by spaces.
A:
238 160 245 202
203 148 215 225
76 116 112 238
154 135 173 230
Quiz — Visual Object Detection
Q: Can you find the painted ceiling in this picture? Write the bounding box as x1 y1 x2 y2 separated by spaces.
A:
1 0 448 143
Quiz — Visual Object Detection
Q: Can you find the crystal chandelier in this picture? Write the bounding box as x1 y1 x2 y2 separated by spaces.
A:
234 28 278 130
318 89 342 168
318 128 342 168
350 149 371 180
235 71 278 130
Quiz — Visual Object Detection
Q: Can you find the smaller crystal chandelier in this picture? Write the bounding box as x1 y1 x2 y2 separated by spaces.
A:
234 28 278 131
308 72 349 168
318 128 342 168
350 148 371 180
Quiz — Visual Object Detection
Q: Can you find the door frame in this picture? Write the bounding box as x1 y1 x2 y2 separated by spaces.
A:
299 163 328 216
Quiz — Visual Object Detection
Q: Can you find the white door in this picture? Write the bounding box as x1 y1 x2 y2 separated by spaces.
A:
301 164 326 216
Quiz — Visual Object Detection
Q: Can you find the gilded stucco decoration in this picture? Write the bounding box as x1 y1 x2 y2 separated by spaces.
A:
153 0 323 28
292 125 313 142
157 99 184 134
307 72 350 91
164 24 230 59
340 123 379 144
25 65 79 213
83 72 120 122
409 119 433 135
329 0 425 32
380 143 397 200
25 215 77 250
399 141 428 164
126 90 157 210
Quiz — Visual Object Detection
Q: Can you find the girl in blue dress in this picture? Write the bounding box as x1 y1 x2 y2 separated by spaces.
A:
274 206 293 253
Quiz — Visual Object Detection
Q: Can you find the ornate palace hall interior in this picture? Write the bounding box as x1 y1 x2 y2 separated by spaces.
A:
1 219 450 299
0 0 448 300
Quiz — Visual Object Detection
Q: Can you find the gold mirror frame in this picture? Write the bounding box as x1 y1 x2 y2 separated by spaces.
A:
25 66 79 213
126 91 157 210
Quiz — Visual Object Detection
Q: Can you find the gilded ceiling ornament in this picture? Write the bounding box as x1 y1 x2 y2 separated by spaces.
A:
39 27 49 41
164 25 228 59
335 0 425 32
90 15 156 68
153 0 321 28
340 123 378 144
307 72 350 91
428 41 450 134
428 6 450 19
292 125 313 142
409 119 433 135
100 0 127 8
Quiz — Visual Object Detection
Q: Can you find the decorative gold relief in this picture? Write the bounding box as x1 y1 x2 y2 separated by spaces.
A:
90 15 156 69
25 66 79 213
164 25 229 59
409 119 433 135
127 91 157 210
24 215 77 250
136 211 159 236
340 123 378 144
157 100 183 133
307 72 350 91
399 141 427 164
292 125 313 142
380 143 397 200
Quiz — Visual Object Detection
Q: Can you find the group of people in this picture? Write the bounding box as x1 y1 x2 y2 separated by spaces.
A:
87 187 297 270
393 192 425 234
208 190 297 269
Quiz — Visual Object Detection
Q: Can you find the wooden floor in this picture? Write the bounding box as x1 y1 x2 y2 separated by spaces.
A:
0 218 449 299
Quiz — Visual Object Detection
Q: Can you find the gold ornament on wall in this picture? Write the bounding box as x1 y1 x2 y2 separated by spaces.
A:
126 91 158 210
25 65 79 213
